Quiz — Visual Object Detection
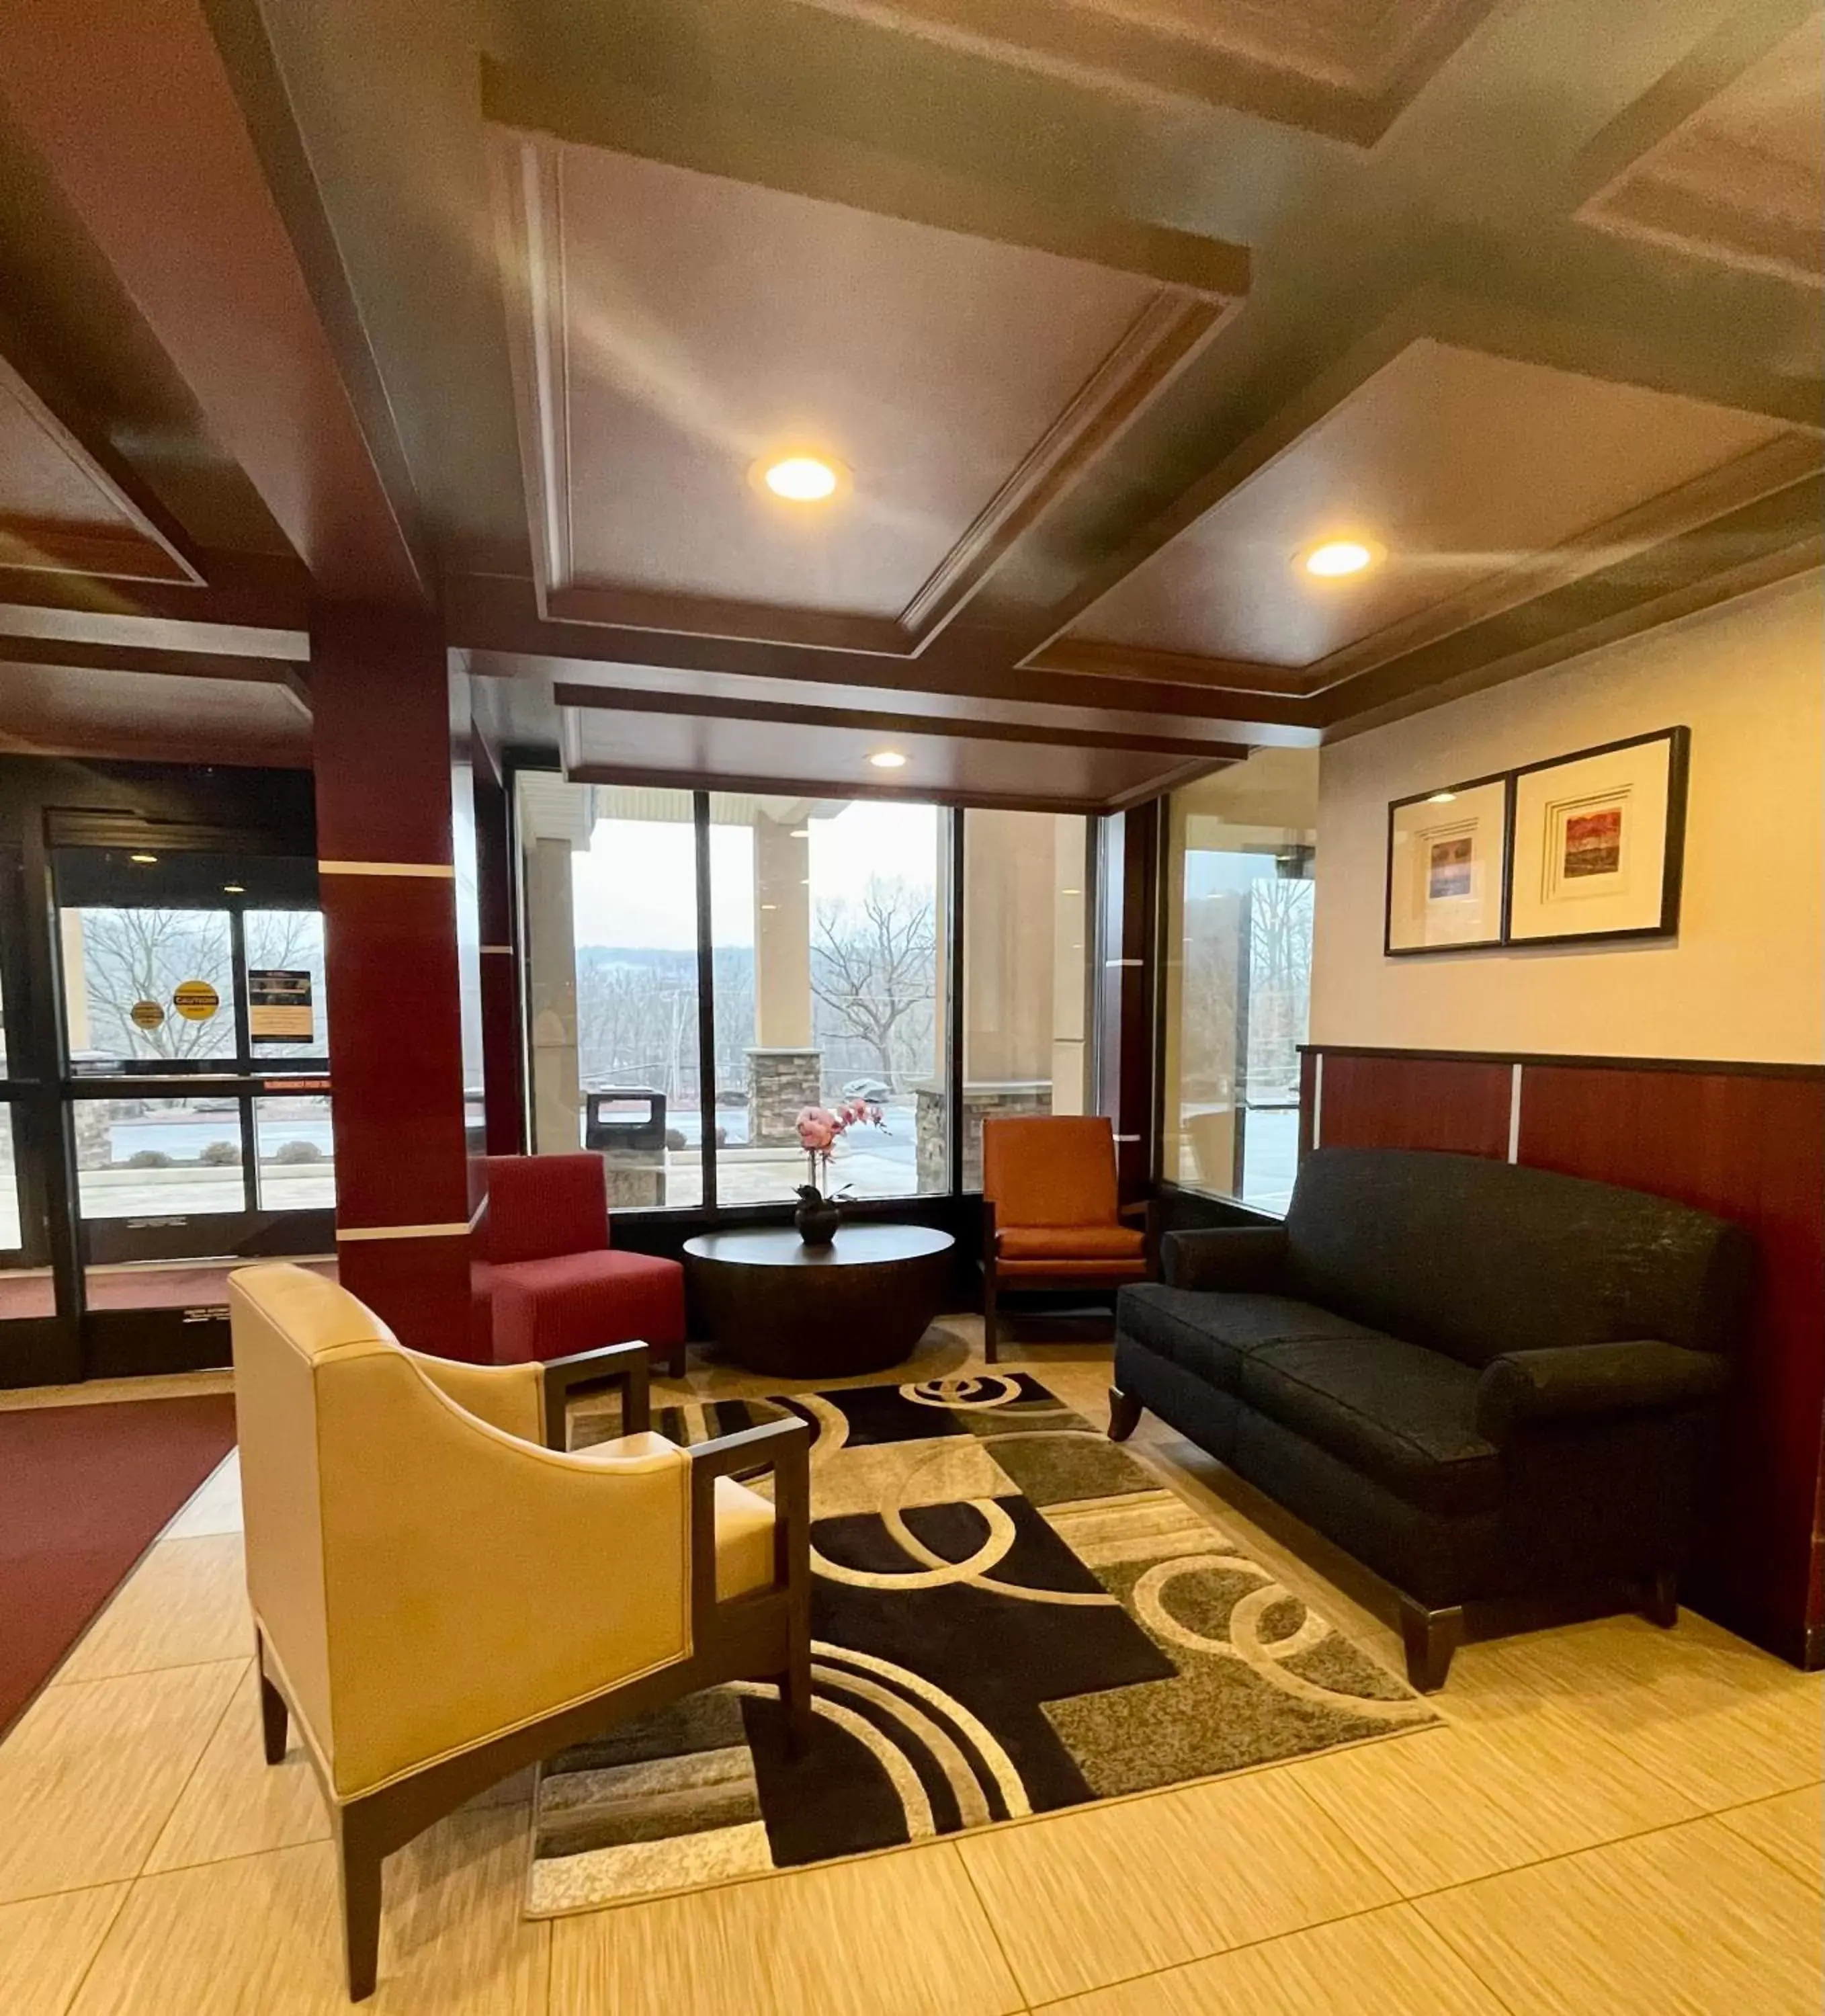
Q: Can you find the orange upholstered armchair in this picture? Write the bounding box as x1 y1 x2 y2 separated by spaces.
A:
980 1116 1154 1363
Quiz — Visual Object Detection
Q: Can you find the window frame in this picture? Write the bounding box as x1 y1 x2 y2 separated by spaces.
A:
509 771 1106 1216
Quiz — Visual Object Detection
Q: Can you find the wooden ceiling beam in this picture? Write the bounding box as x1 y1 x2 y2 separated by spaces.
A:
0 0 430 606
1317 476 1825 734
550 679 1250 761
0 628 309 709
480 59 1250 302
448 575 1324 732
0 346 207 587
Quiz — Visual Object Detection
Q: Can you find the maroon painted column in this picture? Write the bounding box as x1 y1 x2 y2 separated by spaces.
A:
310 603 477 1357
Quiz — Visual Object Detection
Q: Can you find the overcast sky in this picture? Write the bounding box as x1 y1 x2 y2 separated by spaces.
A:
570 800 942 950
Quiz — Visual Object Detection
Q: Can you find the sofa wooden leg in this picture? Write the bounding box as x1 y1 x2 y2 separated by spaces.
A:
257 1650 288 1766
335 1810 384 2003
1644 1568 1679 1629
669 1344 687 1379
1107 1386 1142 1443
1399 1600 1463 1693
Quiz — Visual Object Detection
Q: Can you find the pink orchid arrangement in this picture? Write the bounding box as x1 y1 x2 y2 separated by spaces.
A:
795 1096 885 1197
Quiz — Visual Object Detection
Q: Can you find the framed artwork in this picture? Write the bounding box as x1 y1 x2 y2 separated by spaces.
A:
1506 726 1689 946
1384 771 1511 955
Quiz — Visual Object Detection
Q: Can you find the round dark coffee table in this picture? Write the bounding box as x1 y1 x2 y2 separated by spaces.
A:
683 1224 956 1378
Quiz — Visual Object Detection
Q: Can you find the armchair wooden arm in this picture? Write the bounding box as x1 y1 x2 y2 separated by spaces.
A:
687 1417 813 1743
1117 1195 1161 1268
540 1340 652 1450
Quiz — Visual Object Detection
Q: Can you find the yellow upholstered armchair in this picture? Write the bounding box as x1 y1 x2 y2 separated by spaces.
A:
229 1263 809 2002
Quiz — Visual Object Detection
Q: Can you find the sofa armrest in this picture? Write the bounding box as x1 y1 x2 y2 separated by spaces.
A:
1476 1340 1731 1443
540 1341 653 1450
1161 1224 1289 1293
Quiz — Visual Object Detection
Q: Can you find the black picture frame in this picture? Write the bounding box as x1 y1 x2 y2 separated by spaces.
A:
1383 767 1514 958
1504 725 1690 948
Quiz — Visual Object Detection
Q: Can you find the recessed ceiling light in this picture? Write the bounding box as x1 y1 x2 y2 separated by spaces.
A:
867 750 907 770
753 452 847 503
790 827 810 839
222 882 245 894
1426 791 1457 805
129 852 158 865
1301 538 1382 579
1061 887 1081 896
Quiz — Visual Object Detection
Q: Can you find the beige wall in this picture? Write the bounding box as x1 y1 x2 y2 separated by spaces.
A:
1311 577 1825 1064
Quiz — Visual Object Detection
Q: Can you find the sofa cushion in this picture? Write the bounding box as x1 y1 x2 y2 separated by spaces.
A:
999 1224 1145 1262
489 1249 685 1364
1239 1335 1501 1515
1117 1284 1383 1391
1283 1147 1753 1370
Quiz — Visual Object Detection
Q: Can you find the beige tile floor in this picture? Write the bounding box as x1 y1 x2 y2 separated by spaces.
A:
3 1320 1820 2014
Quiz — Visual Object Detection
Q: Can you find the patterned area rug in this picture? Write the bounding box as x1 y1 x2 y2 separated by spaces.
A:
526 1373 1437 1917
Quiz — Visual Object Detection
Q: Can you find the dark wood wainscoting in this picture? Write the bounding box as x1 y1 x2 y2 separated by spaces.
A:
1317 1051 1514 1161
1304 1044 1825 1668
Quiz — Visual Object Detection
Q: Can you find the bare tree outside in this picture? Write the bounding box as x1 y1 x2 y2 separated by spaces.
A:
74 908 235 1061
810 876 937 1092
1245 876 1314 1099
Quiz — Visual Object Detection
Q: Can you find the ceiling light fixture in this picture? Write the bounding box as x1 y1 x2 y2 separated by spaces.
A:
867 751 907 770
752 452 847 503
1301 537 1382 580
1426 791 1457 805
222 882 246 893
129 852 158 865
790 828 810 839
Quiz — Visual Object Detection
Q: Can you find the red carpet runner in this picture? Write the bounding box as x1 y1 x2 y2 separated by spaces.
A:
0 1394 237 1735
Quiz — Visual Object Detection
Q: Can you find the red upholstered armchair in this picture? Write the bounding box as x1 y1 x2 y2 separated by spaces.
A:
980 1116 1153 1365
473 1154 687 1376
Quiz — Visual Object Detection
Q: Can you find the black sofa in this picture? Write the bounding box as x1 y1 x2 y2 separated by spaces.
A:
1110 1147 1752 1688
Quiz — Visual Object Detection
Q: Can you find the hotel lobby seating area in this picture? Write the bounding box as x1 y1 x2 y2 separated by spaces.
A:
0 0 1820 2009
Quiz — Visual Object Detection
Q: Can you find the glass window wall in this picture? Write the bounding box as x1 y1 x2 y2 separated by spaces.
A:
522 782 704 1208
959 810 1091 1189
1160 749 1318 1215
708 794 950 1204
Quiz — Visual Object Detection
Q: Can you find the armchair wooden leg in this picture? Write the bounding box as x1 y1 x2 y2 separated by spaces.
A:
335 1808 384 2003
1644 1568 1679 1630
257 1644 288 1765
779 1637 814 1758
667 1343 686 1379
1107 1386 1142 1443
1398 1599 1463 1693
982 1273 999 1366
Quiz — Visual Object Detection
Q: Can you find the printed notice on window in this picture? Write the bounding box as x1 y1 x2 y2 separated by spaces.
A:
249 968 314 1042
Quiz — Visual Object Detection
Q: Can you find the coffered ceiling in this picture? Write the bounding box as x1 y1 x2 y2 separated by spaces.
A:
0 0 1819 798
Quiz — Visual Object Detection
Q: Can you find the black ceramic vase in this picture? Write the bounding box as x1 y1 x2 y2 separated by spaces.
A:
793 1185 841 1247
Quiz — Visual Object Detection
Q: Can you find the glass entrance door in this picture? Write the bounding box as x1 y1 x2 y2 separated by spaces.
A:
53 846 333 1363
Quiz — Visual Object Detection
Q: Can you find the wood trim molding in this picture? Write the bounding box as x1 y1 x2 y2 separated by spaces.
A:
0 353 205 588
1023 291 1823 726
488 116 1234 658
1300 1042 1825 1082
482 60 1248 300
1572 1 1825 292
777 0 1500 149
560 753 1108 816
551 679 1252 761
